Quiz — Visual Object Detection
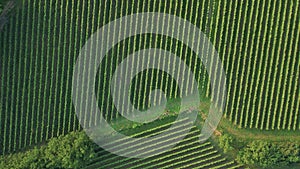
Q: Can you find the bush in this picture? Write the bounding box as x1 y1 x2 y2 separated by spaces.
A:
0 147 47 169
0 131 96 169
237 141 300 168
44 132 96 168
218 134 233 153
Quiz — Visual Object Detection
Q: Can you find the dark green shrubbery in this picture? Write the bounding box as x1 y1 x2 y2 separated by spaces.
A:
0 131 96 169
237 141 300 168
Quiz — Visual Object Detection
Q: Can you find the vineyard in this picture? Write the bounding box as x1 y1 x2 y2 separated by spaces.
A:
85 117 242 169
0 0 299 164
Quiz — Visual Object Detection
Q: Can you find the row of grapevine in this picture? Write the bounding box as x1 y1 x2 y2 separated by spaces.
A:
238 0 256 128
224 0 238 121
270 0 289 130
219 0 233 119
255 0 273 129
29 0 42 145
230 0 247 125
243 0 262 128
278 0 295 130
291 5 300 130
85 119 242 169
34 0 45 144
2 9 12 154
261 0 281 130
222 0 299 130
10 1 21 151
285 0 300 130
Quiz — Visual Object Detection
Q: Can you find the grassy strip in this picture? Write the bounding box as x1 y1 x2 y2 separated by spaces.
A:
218 117 300 143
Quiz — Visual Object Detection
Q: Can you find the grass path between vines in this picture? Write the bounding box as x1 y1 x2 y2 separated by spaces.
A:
198 99 300 143
218 118 300 142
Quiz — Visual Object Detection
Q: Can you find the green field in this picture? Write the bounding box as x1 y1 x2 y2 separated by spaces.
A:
0 0 299 168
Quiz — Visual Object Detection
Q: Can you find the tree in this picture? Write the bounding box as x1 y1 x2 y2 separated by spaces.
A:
237 141 300 168
0 131 96 169
218 134 233 153
237 141 280 167
44 131 96 169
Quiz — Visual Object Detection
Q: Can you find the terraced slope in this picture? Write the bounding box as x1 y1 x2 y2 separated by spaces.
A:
85 118 242 169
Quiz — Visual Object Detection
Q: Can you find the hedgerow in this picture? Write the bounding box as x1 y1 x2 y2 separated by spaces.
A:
0 131 96 169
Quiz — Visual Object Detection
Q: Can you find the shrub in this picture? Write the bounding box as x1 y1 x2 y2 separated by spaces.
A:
218 134 233 153
237 141 300 168
0 131 96 169
44 131 96 168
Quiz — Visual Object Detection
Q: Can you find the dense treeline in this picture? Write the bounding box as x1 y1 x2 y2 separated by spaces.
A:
0 131 96 169
237 141 300 168
216 134 300 168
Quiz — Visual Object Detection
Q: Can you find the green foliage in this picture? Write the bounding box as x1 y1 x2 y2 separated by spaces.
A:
0 147 46 169
237 141 300 168
277 143 300 163
218 134 233 153
44 131 96 168
0 131 96 169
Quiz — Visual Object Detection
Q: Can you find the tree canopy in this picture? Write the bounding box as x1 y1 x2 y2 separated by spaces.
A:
0 131 96 169
237 140 300 168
